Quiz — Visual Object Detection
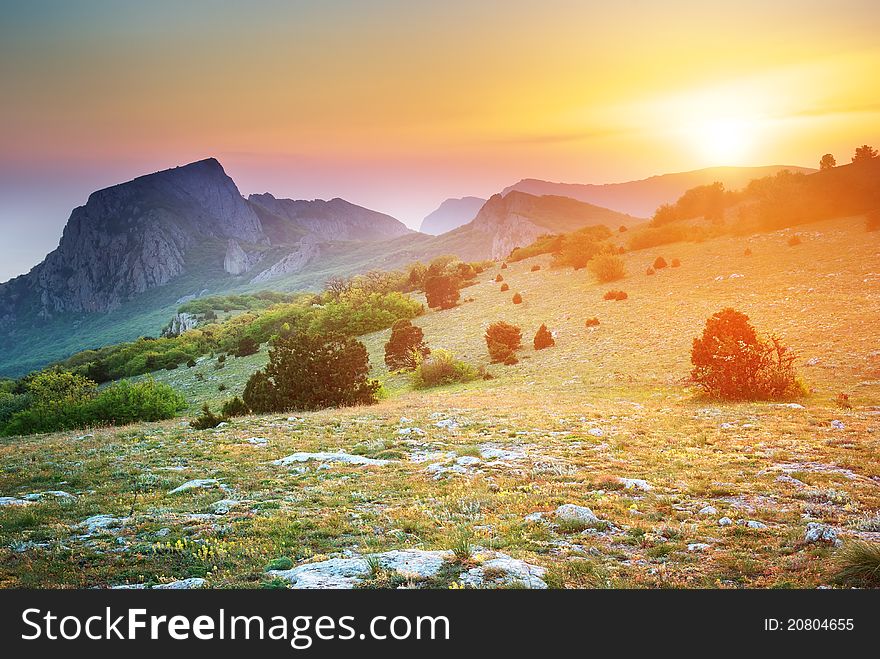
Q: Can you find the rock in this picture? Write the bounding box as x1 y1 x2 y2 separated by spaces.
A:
455 456 481 467
804 522 839 544
588 427 604 437
435 419 460 430
746 520 767 530
210 499 240 515
113 578 206 590
273 452 389 467
79 514 126 534
698 505 718 516
21 490 76 501
619 478 652 491
161 311 200 338
831 420 845 430
687 543 711 552
398 427 427 436
250 238 321 283
718 517 733 526
554 504 600 525
168 479 223 494
774 403 806 409
245 437 269 445
223 238 254 275
460 554 548 589
524 512 545 523
419 196 486 235
399 417 413 424
0 497 31 507
479 446 523 461
155 528 171 537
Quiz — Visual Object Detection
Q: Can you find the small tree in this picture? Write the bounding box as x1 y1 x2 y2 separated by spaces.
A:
852 144 878 164
500 283 509 292
424 274 461 310
486 322 522 364
495 274 504 282
653 256 668 269
384 319 430 370
512 292 523 304
533 324 555 350
819 153 836 170
690 308 802 400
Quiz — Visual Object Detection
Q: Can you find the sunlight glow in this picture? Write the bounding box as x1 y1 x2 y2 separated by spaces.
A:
691 117 756 164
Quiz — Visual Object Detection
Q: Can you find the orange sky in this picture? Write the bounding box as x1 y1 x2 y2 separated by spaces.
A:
1 1 878 280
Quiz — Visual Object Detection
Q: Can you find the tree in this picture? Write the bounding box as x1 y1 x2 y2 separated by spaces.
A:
244 332 379 412
424 274 461 309
533 324 555 350
485 321 522 364
384 319 430 370
233 336 259 357
819 153 836 170
852 144 878 164
690 308 801 400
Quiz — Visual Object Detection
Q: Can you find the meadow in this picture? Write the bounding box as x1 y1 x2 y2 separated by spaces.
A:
1 215 878 589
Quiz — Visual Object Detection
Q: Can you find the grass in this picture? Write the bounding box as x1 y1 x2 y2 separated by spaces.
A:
833 542 880 587
0 214 878 589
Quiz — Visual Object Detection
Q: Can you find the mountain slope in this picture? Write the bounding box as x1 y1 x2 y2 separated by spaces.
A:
419 196 486 235
503 165 816 217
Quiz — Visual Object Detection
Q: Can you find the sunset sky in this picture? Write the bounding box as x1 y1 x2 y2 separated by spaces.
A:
1 0 878 281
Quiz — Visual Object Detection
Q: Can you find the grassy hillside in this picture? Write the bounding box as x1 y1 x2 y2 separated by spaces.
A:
1 214 878 589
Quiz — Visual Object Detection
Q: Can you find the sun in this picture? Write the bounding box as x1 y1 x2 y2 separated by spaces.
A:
691 117 755 164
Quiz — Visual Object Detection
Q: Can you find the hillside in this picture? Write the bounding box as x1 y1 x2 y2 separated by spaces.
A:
419 197 486 235
503 165 816 217
2 212 876 588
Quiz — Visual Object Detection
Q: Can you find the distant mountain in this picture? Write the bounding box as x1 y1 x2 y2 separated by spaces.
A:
419 196 486 235
503 165 816 217
425 191 640 260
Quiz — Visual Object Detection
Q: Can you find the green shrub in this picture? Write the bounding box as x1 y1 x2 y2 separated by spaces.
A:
690 308 804 400
486 322 522 364
384 319 430 370
233 336 260 357
410 350 478 389
589 253 627 283
190 404 226 430
243 332 379 412
533 324 555 350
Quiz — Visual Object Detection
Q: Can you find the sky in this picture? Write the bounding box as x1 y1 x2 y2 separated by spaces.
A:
1 0 879 281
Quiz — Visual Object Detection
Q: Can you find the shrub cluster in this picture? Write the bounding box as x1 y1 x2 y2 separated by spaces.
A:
787 235 802 247
512 293 523 304
653 256 668 269
409 350 478 389
646 267 655 276
500 283 509 292
531 264 541 272
585 317 600 327
486 322 522 364
589 253 627 283
603 290 628 301
671 258 681 268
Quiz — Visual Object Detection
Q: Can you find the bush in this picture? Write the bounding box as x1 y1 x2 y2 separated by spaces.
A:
243 332 379 412
512 293 523 304
866 209 880 232
0 392 31 425
646 267 655 276
486 322 522 364
501 262 508 269
384 319 430 370
191 404 226 430
221 396 250 418
619 225 628 232
787 234 802 246
832 541 880 587
500 283 509 292
744 248 752 256
495 274 504 282
531 264 541 272
653 256 668 269
533 324 555 350
234 336 260 357
603 290 628 301
186 358 197 368
671 258 681 268
424 274 461 310
585 317 600 327
690 308 804 400
410 350 478 389
588 253 627 283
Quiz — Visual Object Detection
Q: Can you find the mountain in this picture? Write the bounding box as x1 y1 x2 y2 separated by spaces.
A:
431 191 640 260
419 196 486 235
249 193 413 244
503 165 816 217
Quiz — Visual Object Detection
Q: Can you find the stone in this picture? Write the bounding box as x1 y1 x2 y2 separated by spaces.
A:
746 520 768 530
698 505 718 515
245 437 269 445
455 456 481 467
79 514 126 534
273 452 389 467
718 517 733 526
620 478 652 491
168 479 223 494
687 543 711 552
210 499 240 515
804 522 838 544
460 554 548 589
554 504 600 525
435 419 460 430
831 420 845 430
21 490 76 501
0 497 31 507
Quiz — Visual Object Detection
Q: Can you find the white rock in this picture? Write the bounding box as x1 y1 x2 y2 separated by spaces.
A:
687 543 711 552
245 437 269 445
461 554 547 589
113 578 206 590
698 505 718 515
210 499 240 515
718 517 733 526
435 419 460 430
620 478 652 491
399 417 413 424
398 427 427 436
804 522 838 544
524 512 545 523
746 520 768 529
455 456 481 467
831 420 845 430
588 427 604 437
22 490 76 501
479 446 523 461
79 514 126 534
554 504 600 525
169 479 222 494
0 497 31 507
273 452 389 467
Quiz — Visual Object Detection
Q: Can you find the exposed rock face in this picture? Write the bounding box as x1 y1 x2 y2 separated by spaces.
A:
468 191 634 259
223 239 253 275
250 238 320 284
419 196 486 235
161 312 200 338
0 158 266 320
248 193 412 243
